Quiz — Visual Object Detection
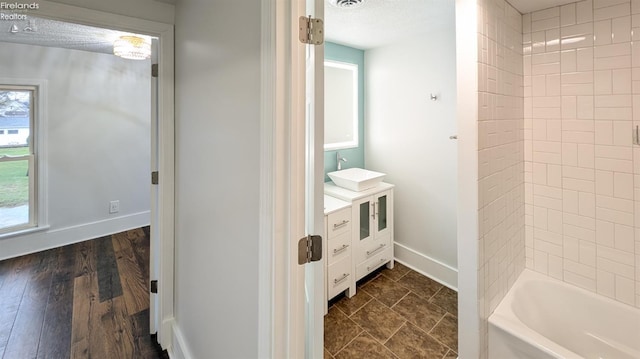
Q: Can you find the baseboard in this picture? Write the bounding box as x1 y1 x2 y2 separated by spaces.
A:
393 242 458 290
169 320 193 359
0 211 150 261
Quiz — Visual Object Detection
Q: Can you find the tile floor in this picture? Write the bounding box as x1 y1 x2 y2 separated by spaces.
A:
324 262 458 359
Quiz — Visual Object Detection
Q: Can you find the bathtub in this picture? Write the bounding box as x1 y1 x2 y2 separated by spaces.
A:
488 269 640 359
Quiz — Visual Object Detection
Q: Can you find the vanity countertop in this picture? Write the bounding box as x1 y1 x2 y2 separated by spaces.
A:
324 194 350 215
324 181 395 202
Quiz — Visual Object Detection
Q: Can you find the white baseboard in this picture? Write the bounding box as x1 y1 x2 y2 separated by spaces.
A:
0 211 150 261
169 320 192 359
393 242 458 290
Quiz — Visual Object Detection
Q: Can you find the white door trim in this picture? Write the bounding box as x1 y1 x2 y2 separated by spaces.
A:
29 2 176 351
259 0 309 357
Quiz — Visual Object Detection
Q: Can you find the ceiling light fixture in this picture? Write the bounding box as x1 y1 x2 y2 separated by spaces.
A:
113 35 151 60
329 0 365 8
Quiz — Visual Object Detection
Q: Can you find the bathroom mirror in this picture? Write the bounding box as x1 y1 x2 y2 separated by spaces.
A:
324 60 358 151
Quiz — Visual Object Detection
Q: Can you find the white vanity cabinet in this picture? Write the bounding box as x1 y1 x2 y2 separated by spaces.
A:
324 195 355 304
325 182 394 282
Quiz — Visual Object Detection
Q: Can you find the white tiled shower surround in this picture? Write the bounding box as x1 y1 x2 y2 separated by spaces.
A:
523 0 640 309
477 0 525 356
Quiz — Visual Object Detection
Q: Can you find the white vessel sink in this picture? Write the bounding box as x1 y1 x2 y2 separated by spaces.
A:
327 168 386 192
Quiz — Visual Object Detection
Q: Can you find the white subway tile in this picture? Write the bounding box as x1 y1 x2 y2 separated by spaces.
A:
598 244 635 266
562 3 578 27
577 95 595 119
548 209 564 233
580 240 597 265
535 228 564 245
612 69 632 93
614 223 635 250
547 120 563 141
595 94 633 107
613 172 634 198
594 19 613 45
535 238 563 256
533 119 548 140
578 144 596 167
562 50 577 73
564 166 596 180
562 96 578 118
577 0 595 23
596 194 635 212
534 205 548 229
532 31 547 54
595 120 614 144
534 194 564 210
564 270 597 290
548 164 563 187
595 145 633 159
534 249 549 274
564 119 594 132
597 269 616 297
594 4 632 21
563 130 595 143
613 121 632 145
633 0 640 14
615 275 636 305
596 170 615 195
533 96 562 107
532 75 547 96
549 255 564 279
580 192 597 217
565 223 597 241
565 259 596 279
547 74 562 96
565 212 597 230
533 7 561 21
533 17 561 32
596 219 616 246
594 0 631 9
532 162 548 184
563 142 579 166
596 206 635 225
523 13 532 33
597 256 635 278
612 16 632 43
577 48 595 71
594 55 632 70
563 71 595 84
532 52 561 65
595 70 613 95
594 107 633 121
547 29 561 52
563 83 595 95
565 235 581 261
564 189 580 213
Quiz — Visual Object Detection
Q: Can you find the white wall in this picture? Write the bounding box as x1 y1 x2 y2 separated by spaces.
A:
364 18 458 287
0 42 151 260
174 0 260 358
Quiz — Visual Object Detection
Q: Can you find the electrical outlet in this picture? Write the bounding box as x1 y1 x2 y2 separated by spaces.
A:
109 200 120 214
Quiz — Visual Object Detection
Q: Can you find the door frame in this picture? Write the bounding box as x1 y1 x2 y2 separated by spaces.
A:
30 2 176 350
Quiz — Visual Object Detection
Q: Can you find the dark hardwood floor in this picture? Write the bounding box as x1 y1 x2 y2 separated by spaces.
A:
0 227 165 359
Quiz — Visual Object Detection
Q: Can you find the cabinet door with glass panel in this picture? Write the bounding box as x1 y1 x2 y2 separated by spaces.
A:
353 189 393 277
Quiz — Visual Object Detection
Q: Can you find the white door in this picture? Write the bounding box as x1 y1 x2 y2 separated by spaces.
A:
149 39 160 335
291 0 325 357
303 0 325 358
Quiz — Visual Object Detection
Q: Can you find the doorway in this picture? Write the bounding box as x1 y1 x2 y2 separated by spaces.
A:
319 0 460 357
0 2 175 352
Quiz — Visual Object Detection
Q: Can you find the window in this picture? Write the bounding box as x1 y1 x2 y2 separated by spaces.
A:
0 86 37 233
0 130 4 134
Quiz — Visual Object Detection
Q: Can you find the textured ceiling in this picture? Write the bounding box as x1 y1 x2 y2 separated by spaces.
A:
0 15 151 55
325 0 581 50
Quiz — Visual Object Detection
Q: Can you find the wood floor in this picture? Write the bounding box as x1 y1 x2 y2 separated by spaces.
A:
0 227 165 359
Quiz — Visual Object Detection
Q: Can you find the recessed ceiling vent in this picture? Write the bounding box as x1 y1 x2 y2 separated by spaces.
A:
330 0 365 8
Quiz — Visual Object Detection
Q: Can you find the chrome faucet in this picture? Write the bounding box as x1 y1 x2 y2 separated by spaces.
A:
337 152 347 170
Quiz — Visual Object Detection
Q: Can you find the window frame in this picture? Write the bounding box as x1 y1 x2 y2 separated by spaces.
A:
0 79 48 237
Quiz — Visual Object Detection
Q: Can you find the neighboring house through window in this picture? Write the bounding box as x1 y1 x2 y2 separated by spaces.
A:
0 86 37 234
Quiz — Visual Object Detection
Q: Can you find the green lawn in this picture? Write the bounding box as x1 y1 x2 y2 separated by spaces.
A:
0 146 30 208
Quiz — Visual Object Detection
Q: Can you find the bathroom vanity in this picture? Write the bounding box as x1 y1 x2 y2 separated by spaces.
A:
323 181 394 305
